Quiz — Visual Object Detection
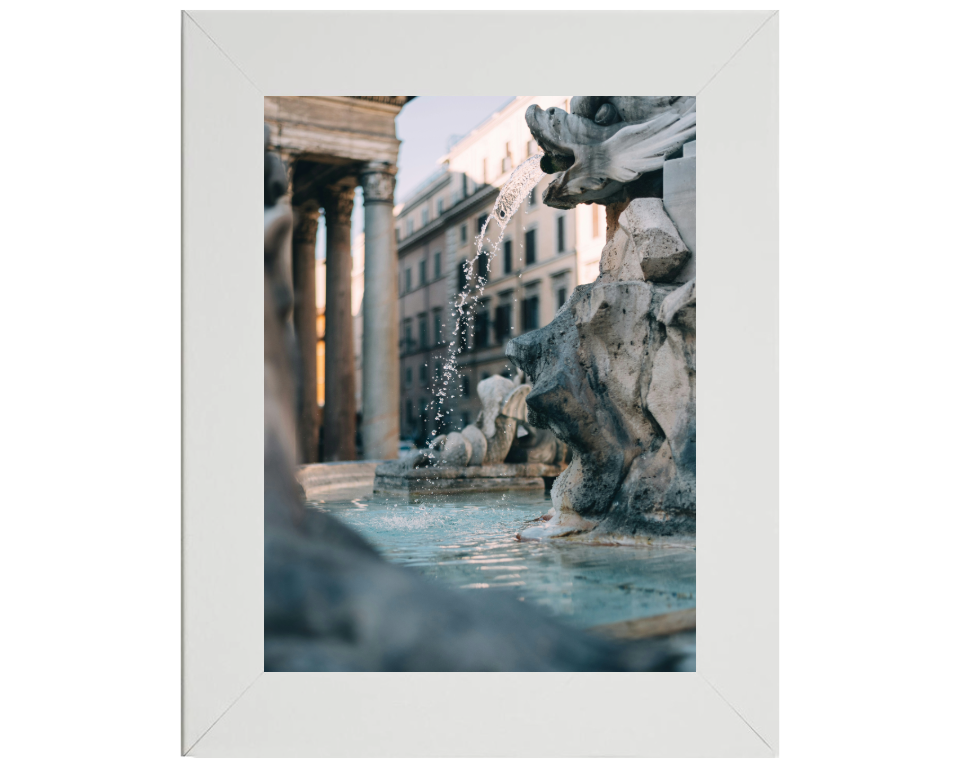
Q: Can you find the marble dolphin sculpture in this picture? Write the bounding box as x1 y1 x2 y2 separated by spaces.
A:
525 96 696 208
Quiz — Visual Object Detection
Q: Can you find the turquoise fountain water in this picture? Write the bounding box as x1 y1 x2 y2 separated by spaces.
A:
306 486 695 629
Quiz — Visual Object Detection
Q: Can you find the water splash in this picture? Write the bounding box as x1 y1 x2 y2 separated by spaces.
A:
428 154 545 434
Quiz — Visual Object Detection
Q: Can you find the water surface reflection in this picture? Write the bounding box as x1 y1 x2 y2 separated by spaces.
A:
305 488 695 628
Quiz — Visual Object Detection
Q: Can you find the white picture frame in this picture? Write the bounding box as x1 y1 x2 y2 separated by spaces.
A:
182 9 778 757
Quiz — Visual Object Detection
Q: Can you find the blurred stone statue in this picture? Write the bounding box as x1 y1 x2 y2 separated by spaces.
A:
402 374 569 470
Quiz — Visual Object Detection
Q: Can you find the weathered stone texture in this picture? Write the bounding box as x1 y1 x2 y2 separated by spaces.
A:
663 148 697 283
599 199 689 283
525 96 696 209
507 192 696 540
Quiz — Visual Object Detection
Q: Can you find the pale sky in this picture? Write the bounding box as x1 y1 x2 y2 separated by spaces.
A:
394 95 514 203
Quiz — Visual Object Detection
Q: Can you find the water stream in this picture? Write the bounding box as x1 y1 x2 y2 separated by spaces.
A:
429 154 546 435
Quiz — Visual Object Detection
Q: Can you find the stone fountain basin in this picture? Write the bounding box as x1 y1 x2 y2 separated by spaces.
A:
373 461 562 494
296 460 382 498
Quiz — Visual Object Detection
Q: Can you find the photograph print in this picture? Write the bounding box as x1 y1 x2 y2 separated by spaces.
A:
264 95 697 671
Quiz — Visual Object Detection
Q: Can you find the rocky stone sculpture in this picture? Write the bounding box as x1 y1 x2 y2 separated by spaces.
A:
507 184 696 543
526 96 696 209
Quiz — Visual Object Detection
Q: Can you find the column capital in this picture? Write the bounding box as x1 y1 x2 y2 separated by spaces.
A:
359 162 397 203
320 183 356 227
293 203 320 245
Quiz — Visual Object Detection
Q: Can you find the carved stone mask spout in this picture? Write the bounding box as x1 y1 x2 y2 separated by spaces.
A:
526 97 696 209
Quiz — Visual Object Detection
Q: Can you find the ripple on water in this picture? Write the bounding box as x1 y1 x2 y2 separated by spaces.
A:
304 489 696 629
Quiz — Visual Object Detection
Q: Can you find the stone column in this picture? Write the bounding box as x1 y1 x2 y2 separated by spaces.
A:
320 181 357 461
359 162 400 460
292 203 321 464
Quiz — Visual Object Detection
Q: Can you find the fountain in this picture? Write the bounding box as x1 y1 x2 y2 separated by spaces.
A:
507 96 697 545
263 125 694 671
374 373 570 493
526 96 696 209
374 152 568 493
429 154 544 431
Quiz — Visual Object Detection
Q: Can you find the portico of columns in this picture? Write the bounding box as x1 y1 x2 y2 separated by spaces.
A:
266 96 410 463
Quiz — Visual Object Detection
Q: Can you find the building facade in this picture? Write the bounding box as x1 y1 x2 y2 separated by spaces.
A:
395 96 608 443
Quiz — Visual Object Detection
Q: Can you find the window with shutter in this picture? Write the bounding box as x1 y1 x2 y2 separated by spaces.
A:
525 229 537 265
474 309 489 349
521 296 540 331
495 304 512 343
